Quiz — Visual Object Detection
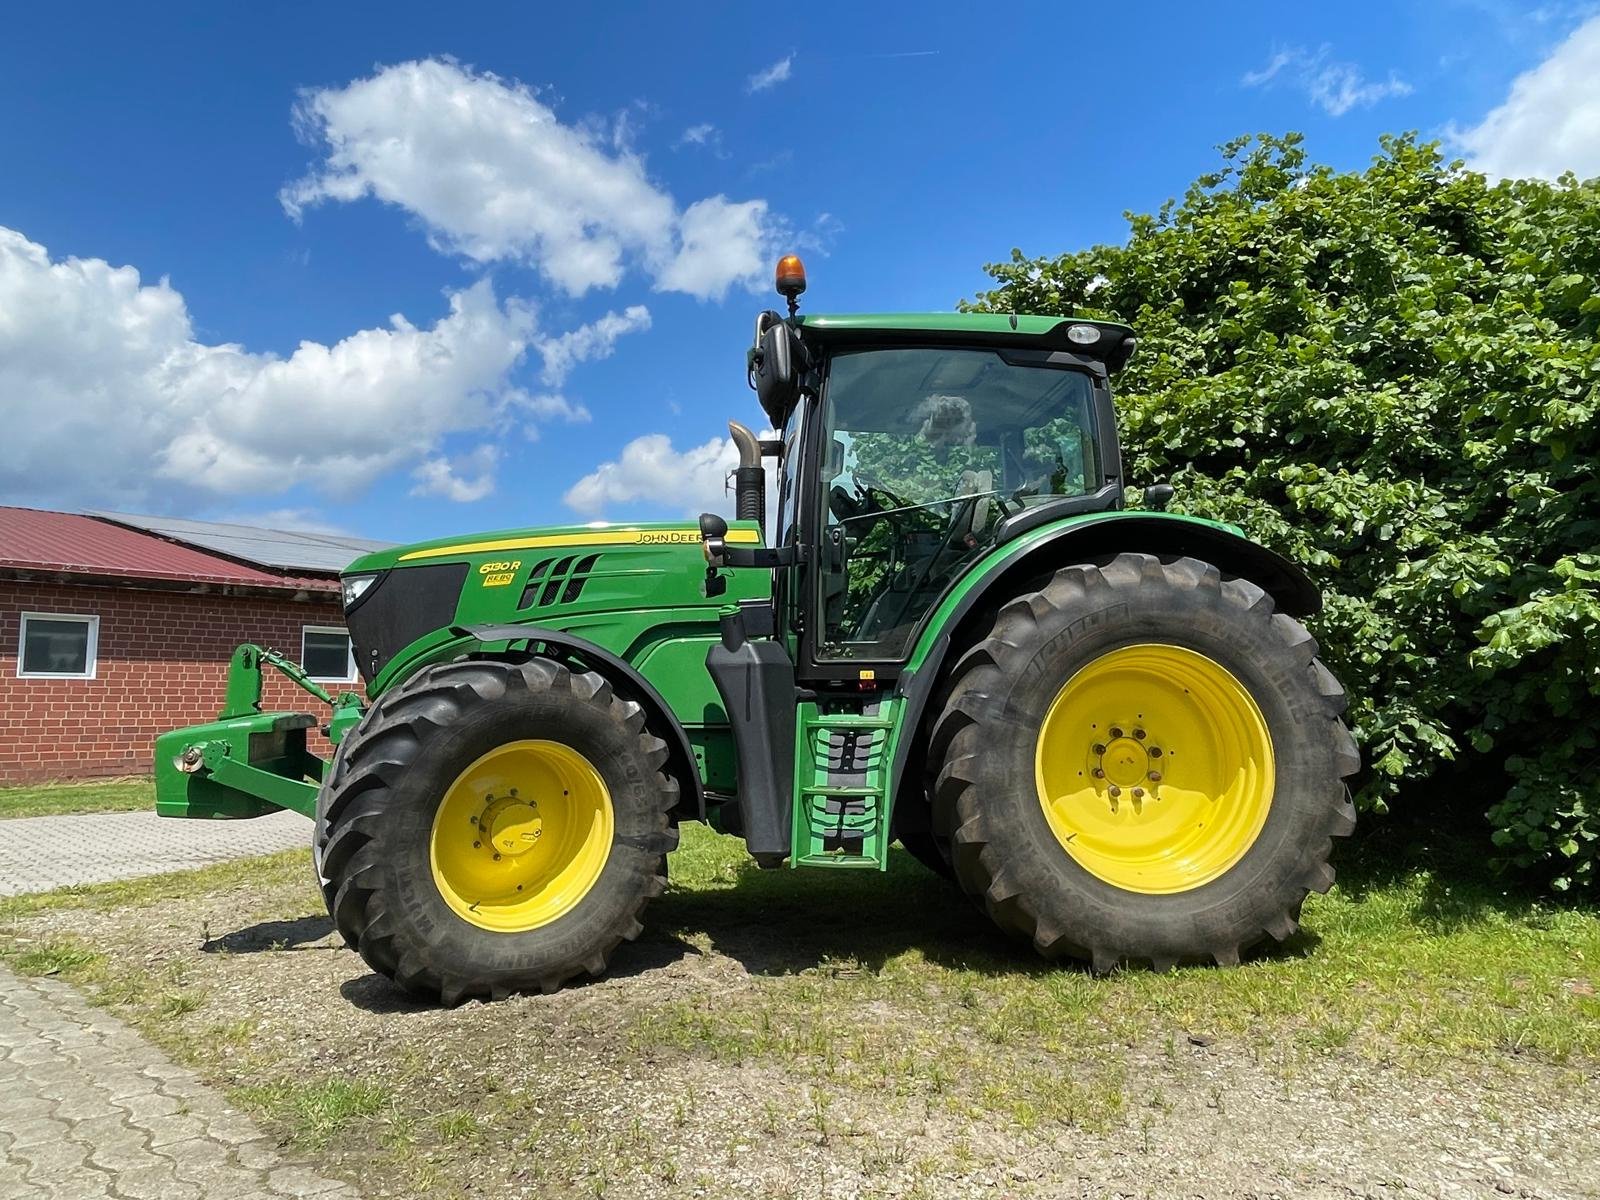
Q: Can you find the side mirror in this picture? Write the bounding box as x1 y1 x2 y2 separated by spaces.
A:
749 316 801 427
699 512 729 596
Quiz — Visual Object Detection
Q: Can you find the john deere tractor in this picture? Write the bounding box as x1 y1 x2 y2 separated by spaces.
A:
156 256 1357 1005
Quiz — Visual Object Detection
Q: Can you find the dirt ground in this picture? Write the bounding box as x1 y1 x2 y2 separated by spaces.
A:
6 844 1599 1200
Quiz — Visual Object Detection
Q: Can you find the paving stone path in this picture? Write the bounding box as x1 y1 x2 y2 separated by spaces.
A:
0 963 359 1199
0 810 308 896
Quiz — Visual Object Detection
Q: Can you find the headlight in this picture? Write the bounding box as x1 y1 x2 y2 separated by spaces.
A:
341 573 379 610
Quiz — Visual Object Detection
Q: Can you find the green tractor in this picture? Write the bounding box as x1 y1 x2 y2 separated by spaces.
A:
156 256 1357 1005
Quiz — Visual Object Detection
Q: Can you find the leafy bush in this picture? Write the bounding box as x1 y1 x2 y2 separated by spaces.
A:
968 133 1600 889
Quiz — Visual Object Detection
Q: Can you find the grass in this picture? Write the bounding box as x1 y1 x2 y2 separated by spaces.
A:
0 776 154 819
631 822 1600 1072
1 813 1597 1196
233 1078 393 1149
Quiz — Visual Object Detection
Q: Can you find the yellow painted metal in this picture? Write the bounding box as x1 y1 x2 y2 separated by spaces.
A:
1033 644 1274 894
399 526 761 561
429 740 614 931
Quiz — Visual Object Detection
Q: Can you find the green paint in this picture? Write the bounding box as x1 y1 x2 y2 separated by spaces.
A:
791 699 905 870
153 713 322 820
633 636 732 726
362 528 767 696
344 519 763 575
904 509 1243 673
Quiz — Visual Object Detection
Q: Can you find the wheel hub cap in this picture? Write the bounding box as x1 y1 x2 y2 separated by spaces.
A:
1098 735 1150 789
483 797 544 857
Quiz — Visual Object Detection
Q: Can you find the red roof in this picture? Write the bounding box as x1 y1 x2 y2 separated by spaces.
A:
0 507 338 593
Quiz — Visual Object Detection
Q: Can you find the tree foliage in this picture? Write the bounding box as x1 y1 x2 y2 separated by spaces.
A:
969 133 1600 889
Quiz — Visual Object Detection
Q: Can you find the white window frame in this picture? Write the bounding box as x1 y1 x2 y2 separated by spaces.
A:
17 611 100 680
301 624 357 683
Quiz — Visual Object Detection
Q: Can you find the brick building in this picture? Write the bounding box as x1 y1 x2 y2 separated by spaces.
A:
0 508 388 784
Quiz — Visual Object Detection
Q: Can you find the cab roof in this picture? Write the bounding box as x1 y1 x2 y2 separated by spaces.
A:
795 312 1135 370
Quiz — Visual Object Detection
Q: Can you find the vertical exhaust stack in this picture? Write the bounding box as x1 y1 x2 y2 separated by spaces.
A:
728 421 765 536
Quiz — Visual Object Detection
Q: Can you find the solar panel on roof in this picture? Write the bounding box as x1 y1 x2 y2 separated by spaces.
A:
88 511 393 574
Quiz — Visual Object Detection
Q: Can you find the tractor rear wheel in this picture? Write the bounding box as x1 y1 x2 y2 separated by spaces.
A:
315 657 677 1005
930 553 1357 971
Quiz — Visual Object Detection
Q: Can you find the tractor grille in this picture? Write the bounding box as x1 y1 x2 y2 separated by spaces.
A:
518 554 602 610
344 562 468 684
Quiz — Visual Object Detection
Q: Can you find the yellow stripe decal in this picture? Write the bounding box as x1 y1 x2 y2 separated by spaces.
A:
398 527 761 561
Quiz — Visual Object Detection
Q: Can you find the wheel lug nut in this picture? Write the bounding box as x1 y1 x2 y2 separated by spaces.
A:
1149 771 1162 782
1109 727 1124 739
493 852 502 861
472 841 481 849
1149 747 1163 758
1133 787 1144 798
1092 743 1106 755
1092 767 1105 778
1133 729 1146 740
1109 785 1122 797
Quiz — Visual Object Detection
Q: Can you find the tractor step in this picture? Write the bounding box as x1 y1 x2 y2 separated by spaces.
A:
791 698 903 869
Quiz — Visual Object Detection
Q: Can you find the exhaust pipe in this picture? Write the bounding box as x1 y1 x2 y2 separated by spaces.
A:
728 421 765 535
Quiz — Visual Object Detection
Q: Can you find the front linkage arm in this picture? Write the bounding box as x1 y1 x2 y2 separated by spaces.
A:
155 644 366 822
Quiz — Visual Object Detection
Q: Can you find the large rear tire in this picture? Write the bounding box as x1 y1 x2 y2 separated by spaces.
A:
315 657 677 1005
930 553 1357 971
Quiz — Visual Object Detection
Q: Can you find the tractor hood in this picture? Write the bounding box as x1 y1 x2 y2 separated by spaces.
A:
337 520 764 688
343 520 761 575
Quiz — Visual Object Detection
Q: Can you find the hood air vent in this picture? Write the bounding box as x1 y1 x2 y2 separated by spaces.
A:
518 554 602 610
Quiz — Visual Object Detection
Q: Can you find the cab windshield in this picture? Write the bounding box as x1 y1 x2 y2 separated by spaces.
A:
817 346 1100 660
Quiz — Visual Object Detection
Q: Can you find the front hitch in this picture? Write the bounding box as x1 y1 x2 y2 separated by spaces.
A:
154 644 366 821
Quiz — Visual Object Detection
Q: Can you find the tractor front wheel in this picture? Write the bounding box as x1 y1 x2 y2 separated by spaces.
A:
930 553 1357 971
315 657 677 1005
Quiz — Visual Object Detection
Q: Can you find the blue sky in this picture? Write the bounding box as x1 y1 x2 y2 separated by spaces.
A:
3 1 1598 543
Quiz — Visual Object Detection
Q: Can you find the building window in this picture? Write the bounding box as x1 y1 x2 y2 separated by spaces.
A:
18 612 99 679
302 626 356 682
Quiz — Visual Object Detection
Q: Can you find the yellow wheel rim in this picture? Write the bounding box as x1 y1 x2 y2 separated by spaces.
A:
429 740 613 932
1033 644 1274 895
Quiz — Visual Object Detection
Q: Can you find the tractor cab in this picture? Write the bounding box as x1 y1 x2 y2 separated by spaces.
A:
698 254 1142 864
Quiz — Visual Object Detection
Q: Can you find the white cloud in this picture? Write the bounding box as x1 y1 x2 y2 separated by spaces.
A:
564 432 737 516
536 304 651 385
678 122 719 148
1455 15 1600 179
746 54 794 93
0 225 581 510
564 426 781 519
1242 46 1412 117
283 59 777 300
411 444 499 502
516 392 592 424
654 197 775 302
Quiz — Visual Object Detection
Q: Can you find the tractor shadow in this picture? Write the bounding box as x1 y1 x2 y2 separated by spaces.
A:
201 914 336 954
241 840 1344 1013
630 846 1324 980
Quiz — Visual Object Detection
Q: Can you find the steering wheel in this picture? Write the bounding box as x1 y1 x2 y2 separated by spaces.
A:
850 470 914 517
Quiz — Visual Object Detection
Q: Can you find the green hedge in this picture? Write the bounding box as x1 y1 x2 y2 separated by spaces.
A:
969 134 1600 890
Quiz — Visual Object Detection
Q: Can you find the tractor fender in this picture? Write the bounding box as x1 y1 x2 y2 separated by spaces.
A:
889 512 1321 815
450 624 705 822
